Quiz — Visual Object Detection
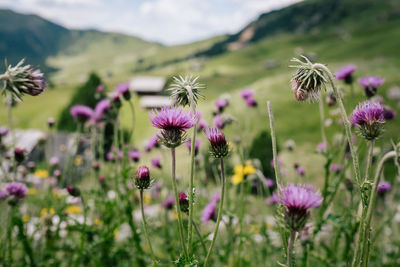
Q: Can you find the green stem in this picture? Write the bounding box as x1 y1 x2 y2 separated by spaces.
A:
353 140 375 267
128 99 135 141
170 147 189 259
318 95 328 148
192 220 207 257
188 123 197 255
360 150 397 266
287 231 296 267
140 190 157 267
267 101 288 256
204 158 226 267
314 63 361 187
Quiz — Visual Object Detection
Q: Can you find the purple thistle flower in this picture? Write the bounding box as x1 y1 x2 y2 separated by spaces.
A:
111 92 122 109
49 156 60 167
136 166 151 190
296 166 306 176
106 151 115 162
53 169 62 178
5 182 28 203
245 97 258 107
377 181 391 196
266 192 279 205
96 84 104 93
115 82 131 100
264 178 275 188
128 150 141 162
93 99 111 123
66 186 81 197
197 120 208 132
383 107 396 120
201 200 217 223
316 142 327 153
185 138 202 155
351 100 385 140
0 190 7 200
0 126 9 138
162 196 174 210
335 64 356 84
149 106 196 147
151 157 162 169
70 105 94 123
213 115 225 130
359 76 384 98
27 161 36 171
178 192 189 213
215 99 228 113
14 148 25 163
204 127 229 158
47 117 55 128
145 135 159 152
329 164 343 174
280 183 323 231
239 89 255 100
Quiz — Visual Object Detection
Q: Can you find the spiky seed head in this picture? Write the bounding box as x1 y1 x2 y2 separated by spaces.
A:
290 56 327 102
168 74 204 107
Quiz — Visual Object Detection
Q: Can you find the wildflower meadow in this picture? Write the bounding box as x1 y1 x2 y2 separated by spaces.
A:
1 0 400 266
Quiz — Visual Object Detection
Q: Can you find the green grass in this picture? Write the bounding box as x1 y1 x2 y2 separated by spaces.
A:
1 19 400 182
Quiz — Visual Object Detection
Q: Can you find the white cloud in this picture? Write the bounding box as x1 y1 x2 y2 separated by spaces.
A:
0 0 302 44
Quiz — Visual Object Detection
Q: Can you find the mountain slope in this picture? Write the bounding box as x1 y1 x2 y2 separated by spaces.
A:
0 9 158 73
197 0 400 56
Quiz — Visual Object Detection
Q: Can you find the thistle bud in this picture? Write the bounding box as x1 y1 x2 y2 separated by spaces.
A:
116 82 131 100
47 117 55 128
135 166 151 190
66 186 81 197
1 59 46 100
204 127 229 158
178 192 189 213
14 148 25 163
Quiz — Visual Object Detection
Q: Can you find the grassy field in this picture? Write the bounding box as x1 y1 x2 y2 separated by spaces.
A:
1 19 399 184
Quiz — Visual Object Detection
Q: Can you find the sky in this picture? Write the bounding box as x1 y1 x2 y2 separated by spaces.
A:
0 0 301 45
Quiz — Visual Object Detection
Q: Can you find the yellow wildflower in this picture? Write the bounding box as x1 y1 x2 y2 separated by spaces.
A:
64 205 82 214
40 208 55 217
243 163 256 175
234 165 244 174
28 188 37 195
34 169 49 179
74 155 83 166
232 173 244 185
22 215 30 223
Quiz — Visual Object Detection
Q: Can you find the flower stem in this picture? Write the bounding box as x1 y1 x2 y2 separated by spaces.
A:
314 63 361 187
204 158 226 267
360 150 398 266
188 123 197 255
192 220 207 257
128 99 135 141
140 190 157 267
318 95 328 149
170 147 189 259
267 101 288 256
352 140 375 267
287 231 296 267
7 206 14 266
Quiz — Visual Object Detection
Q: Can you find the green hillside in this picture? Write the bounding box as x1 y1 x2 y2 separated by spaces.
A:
1 0 400 160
